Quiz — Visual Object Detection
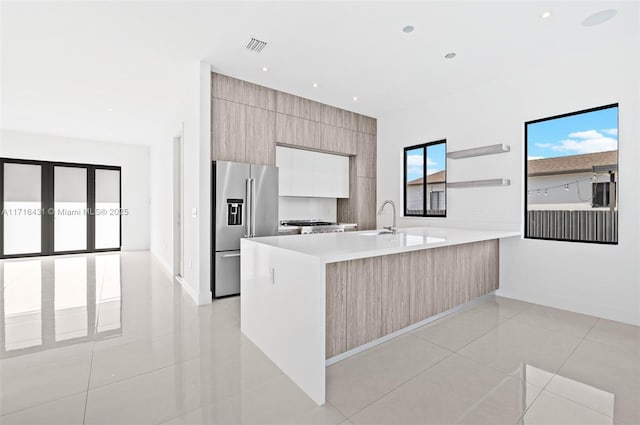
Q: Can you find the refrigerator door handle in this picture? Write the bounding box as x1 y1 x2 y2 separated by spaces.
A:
245 178 252 238
250 178 256 237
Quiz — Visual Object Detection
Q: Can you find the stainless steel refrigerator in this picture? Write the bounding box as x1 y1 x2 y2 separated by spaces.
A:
212 161 278 297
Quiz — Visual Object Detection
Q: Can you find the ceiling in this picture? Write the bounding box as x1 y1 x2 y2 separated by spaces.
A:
1 1 637 146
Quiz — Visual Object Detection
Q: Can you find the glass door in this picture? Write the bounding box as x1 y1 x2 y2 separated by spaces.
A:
1 159 121 258
2 163 42 256
95 169 121 250
53 166 87 252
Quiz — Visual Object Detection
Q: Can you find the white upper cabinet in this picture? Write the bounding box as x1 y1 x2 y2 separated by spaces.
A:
276 146 350 198
275 145 293 196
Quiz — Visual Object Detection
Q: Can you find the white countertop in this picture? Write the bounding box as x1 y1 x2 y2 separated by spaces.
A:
278 223 358 232
247 227 521 263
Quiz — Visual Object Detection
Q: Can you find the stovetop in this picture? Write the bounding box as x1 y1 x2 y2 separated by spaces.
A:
281 220 337 227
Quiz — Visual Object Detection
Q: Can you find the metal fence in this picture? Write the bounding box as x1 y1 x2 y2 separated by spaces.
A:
527 210 618 243
406 209 446 216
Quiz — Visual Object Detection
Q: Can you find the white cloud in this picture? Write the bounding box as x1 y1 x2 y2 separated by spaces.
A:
528 156 544 160
568 130 602 139
601 128 618 136
406 154 436 177
536 128 618 155
551 136 617 154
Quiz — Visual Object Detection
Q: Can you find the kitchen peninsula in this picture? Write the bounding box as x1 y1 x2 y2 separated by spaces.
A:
240 227 520 405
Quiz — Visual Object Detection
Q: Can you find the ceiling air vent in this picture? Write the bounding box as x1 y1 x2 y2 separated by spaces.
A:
245 37 267 53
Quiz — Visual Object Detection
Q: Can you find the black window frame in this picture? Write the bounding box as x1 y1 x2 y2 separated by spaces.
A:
524 103 619 245
403 139 447 218
0 157 122 259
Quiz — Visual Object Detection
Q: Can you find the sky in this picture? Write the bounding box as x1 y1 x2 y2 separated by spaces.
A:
406 142 446 181
527 106 618 160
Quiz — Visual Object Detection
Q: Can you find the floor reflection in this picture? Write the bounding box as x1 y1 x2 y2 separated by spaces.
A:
0 253 122 358
520 364 614 424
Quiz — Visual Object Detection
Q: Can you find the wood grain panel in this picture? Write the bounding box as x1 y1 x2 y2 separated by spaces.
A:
275 113 321 149
483 240 499 294
346 256 382 350
356 132 376 178
245 106 275 165
321 104 340 127
409 249 434 323
430 246 452 316
212 98 246 162
356 177 377 230
357 115 377 136
381 253 411 334
341 110 359 131
326 240 500 358
326 262 348 358
212 73 275 110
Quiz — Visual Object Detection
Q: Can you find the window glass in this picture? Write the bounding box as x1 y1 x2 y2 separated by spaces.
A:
404 141 447 217
526 104 618 243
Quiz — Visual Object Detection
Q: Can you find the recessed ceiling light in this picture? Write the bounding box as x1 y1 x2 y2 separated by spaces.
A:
261 66 269 72
312 82 318 88
444 52 456 59
582 9 617 27
352 96 358 102
107 108 113 112
402 25 414 33
541 11 552 19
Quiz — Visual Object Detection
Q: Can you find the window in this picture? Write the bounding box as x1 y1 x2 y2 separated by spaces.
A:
525 104 618 244
592 182 615 208
404 140 446 217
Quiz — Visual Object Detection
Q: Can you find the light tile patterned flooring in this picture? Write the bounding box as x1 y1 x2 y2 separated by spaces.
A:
1 252 638 424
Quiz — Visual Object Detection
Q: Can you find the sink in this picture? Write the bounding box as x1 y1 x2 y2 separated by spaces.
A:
360 230 395 236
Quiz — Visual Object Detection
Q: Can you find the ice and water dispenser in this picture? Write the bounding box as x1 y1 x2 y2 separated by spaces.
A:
226 198 243 226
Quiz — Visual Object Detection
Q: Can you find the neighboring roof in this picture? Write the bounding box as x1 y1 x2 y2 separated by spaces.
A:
528 151 617 177
408 170 446 185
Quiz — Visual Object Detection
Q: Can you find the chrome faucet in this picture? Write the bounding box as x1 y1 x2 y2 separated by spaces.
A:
377 200 397 234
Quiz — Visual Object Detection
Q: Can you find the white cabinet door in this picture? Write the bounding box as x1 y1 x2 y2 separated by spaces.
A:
290 148 315 196
275 146 293 196
334 154 350 198
276 146 350 198
312 151 332 198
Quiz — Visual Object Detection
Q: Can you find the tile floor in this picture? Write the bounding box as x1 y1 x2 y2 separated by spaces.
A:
0 252 638 425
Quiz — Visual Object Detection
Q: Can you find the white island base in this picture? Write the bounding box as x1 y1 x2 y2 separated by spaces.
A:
240 227 520 405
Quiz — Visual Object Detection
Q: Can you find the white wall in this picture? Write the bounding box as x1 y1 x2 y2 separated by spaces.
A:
377 39 639 325
149 137 174 272
149 61 212 305
0 129 150 251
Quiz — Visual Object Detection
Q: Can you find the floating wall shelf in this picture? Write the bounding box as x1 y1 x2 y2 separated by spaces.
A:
448 179 511 188
447 144 510 159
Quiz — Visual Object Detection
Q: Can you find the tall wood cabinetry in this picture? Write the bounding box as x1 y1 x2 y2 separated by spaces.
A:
211 73 378 230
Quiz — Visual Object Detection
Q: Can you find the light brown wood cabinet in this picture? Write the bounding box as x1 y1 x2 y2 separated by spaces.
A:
326 262 348 358
325 240 500 359
212 98 275 165
245 106 276 165
381 252 411 334
345 256 382 351
212 98 246 163
212 72 377 231
213 73 275 110
356 132 376 178
356 177 377 230
275 113 321 150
